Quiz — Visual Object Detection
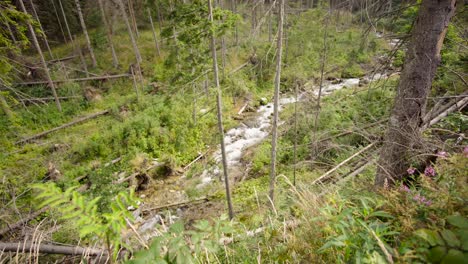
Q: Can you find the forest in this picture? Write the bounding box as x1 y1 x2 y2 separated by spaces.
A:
0 0 467 263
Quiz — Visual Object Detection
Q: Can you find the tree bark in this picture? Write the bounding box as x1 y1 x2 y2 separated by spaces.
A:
208 0 234 220
18 0 61 112
269 0 284 202
98 0 119 68
74 0 97 67
375 0 457 187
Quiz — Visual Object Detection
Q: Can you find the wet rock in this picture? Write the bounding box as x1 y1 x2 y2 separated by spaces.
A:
331 78 342 84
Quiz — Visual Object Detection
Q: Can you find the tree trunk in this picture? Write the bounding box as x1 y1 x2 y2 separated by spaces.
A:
75 0 97 67
58 0 73 43
30 0 53 59
128 0 139 38
148 9 161 57
6 23 16 43
0 242 107 257
375 0 457 187
0 94 14 120
208 0 234 220
50 0 67 44
117 0 142 64
98 0 119 68
269 0 284 202
73 36 90 78
18 0 61 112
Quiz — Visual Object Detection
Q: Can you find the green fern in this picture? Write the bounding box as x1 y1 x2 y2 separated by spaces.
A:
33 183 137 260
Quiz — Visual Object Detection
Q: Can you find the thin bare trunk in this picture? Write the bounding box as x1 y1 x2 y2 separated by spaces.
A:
50 0 67 43
128 0 139 38
269 0 284 202
117 0 143 90
221 37 226 78
73 36 90 78
208 0 234 220
0 94 14 120
6 23 16 43
98 0 119 68
293 82 298 186
58 0 73 43
30 0 53 59
376 0 457 187
19 0 61 112
117 0 142 64
75 0 97 67
156 0 164 33
148 9 161 57
268 2 272 42
131 66 140 101
229 0 238 45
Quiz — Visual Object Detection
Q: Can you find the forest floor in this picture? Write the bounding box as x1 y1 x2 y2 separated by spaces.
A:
1 7 466 263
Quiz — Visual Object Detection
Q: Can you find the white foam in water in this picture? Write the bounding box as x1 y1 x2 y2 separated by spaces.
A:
197 76 374 188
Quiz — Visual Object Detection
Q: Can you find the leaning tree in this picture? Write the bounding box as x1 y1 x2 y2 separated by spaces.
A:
376 0 457 187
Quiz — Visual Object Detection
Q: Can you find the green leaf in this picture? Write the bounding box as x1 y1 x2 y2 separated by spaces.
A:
414 229 444 247
369 211 394 219
441 229 460 248
318 240 346 253
441 249 465 264
447 215 468 229
169 221 184 235
428 246 447 263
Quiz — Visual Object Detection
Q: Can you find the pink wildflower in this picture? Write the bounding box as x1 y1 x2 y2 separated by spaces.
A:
407 167 416 175
424 166 436 177
464 146 468 158
437 151 448 158
400 185 411 193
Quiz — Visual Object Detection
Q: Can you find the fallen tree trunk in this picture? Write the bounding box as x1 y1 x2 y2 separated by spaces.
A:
15 74 130 86
142 197 211 213
42 55 78 64
15 110 109 145
0 242 107 257
19 96 81 104
421 96 468 131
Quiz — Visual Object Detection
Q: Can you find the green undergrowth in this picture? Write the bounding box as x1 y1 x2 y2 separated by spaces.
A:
212 152 468 263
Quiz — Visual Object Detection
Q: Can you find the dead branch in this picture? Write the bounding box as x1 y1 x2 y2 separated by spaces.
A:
312 142 377 185
19 96 81 104
0 242 107 257
15 74 130 86
228 61 249 75
142 196 211 213
15 110 109 145
237 102 249 115
422 96 468 130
